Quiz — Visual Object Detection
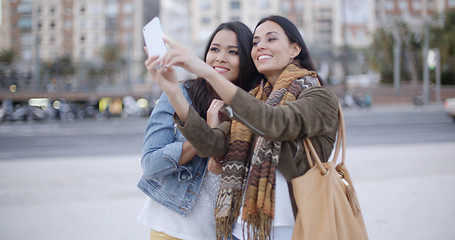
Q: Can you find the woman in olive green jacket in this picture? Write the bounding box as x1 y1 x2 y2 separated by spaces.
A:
154 15 339 240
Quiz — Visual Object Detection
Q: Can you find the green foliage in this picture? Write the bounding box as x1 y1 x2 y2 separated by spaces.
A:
100 44 125 83
0 49 16 66
41 55 75 76
369 21 422 84
368 28 394 83
430 9 455 85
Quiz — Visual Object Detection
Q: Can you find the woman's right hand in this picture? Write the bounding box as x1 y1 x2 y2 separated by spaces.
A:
161 39 216 80
144 47 191 123
144 47 179 96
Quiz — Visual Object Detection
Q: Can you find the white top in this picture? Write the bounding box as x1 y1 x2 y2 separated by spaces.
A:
232 170 295 239
138 171 220 240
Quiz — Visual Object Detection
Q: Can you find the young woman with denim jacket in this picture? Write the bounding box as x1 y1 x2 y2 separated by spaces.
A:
151 16 339 240
139 21 260 240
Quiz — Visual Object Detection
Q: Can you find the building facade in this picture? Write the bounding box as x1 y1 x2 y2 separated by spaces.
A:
0 0 148 93
2 0 454 94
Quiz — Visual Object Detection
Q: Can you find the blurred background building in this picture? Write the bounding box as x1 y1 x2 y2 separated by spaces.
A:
1 0 455 121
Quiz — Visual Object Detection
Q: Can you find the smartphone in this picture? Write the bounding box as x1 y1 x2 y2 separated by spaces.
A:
142 17 167 58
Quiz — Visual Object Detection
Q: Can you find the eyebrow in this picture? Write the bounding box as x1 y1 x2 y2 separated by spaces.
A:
211 43 239 49
253 31 279 39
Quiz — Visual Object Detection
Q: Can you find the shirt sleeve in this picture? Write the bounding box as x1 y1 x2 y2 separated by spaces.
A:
225 86 339 141
140 91 193 180
174 106 230 158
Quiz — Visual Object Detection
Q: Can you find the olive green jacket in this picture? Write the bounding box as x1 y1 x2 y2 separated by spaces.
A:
174 85 339 181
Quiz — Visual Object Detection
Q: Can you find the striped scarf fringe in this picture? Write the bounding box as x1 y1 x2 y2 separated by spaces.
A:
215 64 318 240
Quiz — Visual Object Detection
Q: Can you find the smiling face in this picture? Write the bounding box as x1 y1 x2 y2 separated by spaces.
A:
251 20 301 84
205 30 240 82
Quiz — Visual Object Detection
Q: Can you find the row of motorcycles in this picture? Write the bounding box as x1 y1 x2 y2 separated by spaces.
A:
0 100 98 122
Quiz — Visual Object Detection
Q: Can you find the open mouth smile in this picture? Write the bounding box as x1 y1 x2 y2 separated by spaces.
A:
214 66 229 73
257 54 273 62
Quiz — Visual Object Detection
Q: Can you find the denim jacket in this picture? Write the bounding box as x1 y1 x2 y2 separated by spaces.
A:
137 85 207 217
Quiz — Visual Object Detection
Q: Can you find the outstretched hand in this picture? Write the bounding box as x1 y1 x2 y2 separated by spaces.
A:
161 38 216 80
144 47 179 96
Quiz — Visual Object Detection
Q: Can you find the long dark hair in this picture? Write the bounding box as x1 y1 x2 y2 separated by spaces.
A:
184 22 260 120
254 15 325 85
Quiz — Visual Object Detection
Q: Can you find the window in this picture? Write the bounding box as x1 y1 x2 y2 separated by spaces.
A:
66 20 72 29
257 1 270 9
398 0 407 11
230 1 240 9
201 17 210 24
412 0 421 10
123 3 133 14
18 18 32 29
22 49 32 61
200 1 211 9
449 0 455 7
92 4 101 14
123 34 132 43
231 16 241 21
386 0 395 11
21 34 33 45
106 18 117 29
17 3 33 13
123 18 132 28
106 3 119 16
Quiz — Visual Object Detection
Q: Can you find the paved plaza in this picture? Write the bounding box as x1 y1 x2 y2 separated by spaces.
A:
1 104 454 240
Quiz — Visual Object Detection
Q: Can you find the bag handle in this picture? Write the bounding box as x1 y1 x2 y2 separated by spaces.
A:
303 104 346 175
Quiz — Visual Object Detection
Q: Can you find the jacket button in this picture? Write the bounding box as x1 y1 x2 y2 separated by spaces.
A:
181 175 187 180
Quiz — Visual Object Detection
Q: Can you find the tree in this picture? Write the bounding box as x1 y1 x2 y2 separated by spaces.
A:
431 9 455 85
0 49 16 89
101 44 125 85
369 21 422 84
368 28 395 83
0 49 15 67
40 55 75 91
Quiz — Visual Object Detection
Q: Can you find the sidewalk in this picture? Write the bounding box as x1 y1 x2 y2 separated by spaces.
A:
1 142 454 240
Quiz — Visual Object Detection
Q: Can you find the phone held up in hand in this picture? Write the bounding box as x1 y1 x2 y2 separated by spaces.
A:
142 17 167 60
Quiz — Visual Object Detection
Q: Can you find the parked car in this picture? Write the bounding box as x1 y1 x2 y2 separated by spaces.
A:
444 97 455 122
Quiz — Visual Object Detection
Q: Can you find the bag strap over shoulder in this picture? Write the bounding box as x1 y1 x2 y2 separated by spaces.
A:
303 104 346 175
332 103 346 165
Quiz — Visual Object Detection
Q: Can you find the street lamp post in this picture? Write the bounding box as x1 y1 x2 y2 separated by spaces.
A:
393 30 401 97
422 22 430 105
33 35 40 91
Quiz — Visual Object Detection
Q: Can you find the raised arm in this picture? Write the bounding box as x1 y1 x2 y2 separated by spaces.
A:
144 49 190 123
161 40 238 105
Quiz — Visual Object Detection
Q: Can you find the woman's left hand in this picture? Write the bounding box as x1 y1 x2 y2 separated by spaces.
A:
207 157 222 175
207 99 225 128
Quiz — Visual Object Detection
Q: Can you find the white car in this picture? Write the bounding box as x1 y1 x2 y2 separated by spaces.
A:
445 97 455 122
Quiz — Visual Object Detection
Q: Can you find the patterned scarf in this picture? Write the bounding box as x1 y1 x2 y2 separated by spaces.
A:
215 64 318 240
